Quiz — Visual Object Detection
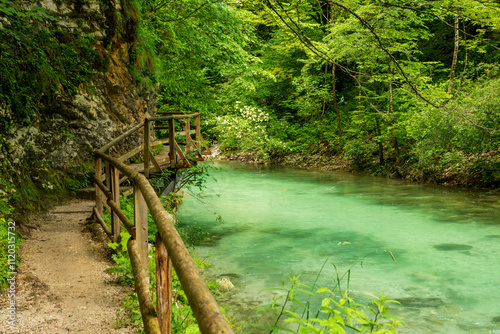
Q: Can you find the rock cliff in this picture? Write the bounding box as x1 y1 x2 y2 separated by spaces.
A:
0 0 155 199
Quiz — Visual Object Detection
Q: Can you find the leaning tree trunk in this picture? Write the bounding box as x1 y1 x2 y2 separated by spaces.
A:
388 58 400 167
332 64 342 139
330 4 342 139
448 14 460 95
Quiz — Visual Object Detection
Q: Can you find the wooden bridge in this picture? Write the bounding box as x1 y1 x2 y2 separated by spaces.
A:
92 112 232 334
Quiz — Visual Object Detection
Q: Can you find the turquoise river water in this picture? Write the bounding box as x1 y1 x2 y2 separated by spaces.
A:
177 161 500 333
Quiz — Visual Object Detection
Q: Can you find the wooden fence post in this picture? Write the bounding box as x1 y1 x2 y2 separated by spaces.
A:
156 232 172 334
168 118 176 167
134 184 149 280
95 158 103 216
144 120 151 178
110 165 121 244
195 114 201 143
184 118 191 150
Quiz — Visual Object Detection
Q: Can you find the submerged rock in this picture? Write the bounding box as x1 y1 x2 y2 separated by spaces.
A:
433 243 473 251
398 297 445 308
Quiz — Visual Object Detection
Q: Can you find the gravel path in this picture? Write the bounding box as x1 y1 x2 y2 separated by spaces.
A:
0 200 134 334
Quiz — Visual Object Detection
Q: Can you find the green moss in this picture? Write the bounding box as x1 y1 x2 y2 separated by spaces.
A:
0 1 108 123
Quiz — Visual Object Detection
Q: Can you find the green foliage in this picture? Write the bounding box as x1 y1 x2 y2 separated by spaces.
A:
108 232 135 285
407 77 500 186
257 274 403 333
344 140 377 171
115 293 143 328
171 0 500 186
111 232 217 332
139 0 255 114
0 1 108 121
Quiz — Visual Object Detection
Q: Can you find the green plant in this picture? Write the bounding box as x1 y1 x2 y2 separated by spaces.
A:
344 140 377 171
108 232 134 285
257 275 403 334
0 1 107 121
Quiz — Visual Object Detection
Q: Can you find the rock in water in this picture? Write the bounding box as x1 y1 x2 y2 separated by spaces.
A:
216 277 235 291
433 243 473 251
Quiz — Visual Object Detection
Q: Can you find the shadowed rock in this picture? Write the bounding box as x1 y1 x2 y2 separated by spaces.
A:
433 243 473 251
398 297 444 308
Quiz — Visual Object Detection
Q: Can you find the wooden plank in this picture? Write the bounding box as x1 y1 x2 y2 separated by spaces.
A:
195 115 201 141
155 111 184 115
174 141 191 167
184 135 203 160
144 121 151 178
111 166 121 244
119 175 129 184
92 175 136 238
149 150 162 173
118 138 170 163
168 119 176 167
147 113 199 122
134 184 149 278
175 164 192 169
184 118 191 150
93 207 112 240
95 158 103 216
156 232 172 334
105 161 112 196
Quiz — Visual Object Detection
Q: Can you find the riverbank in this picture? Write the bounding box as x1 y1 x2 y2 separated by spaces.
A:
212 144 500 190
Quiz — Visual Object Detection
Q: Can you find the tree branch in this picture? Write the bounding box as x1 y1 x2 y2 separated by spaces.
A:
326 0 440 108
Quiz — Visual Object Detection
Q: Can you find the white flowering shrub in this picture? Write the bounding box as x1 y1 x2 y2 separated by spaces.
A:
206 102 291 159
210 103 270 154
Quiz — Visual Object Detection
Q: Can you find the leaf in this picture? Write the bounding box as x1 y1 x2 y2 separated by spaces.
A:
184 324 201 334
317 287 328 293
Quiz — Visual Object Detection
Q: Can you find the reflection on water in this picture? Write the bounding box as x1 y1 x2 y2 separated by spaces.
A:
177 161 500 333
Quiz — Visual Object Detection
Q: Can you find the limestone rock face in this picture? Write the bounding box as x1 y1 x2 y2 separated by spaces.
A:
1 0 156 178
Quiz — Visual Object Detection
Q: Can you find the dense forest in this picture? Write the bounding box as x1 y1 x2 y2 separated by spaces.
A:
131 0 500 188
0 0 499 332
1 0 500 195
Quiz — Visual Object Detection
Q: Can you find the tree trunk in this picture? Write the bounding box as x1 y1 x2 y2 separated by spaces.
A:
375 117 384 165
330 4 341 139
321 62 328 120
332 64 342 139
388 58 400 167
448 14 460 95
358 73 362 112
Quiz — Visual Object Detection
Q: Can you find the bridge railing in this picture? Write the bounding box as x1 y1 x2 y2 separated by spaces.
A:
92 114 231 334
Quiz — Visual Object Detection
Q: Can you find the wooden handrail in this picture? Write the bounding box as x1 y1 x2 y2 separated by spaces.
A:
92 174 136 238
94 150 232 334
128 237 161 333
146 113 199 122
98 122 145 153
99 113 197 155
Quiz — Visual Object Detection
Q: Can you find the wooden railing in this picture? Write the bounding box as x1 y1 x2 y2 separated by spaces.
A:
92 113 232 334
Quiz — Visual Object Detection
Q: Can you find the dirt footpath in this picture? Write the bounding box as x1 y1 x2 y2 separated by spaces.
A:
0 200 133 334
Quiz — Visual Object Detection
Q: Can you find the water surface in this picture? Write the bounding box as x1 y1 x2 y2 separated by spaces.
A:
177 161 500 333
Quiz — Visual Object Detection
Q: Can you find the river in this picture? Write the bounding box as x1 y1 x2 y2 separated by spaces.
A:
177 161 500 333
